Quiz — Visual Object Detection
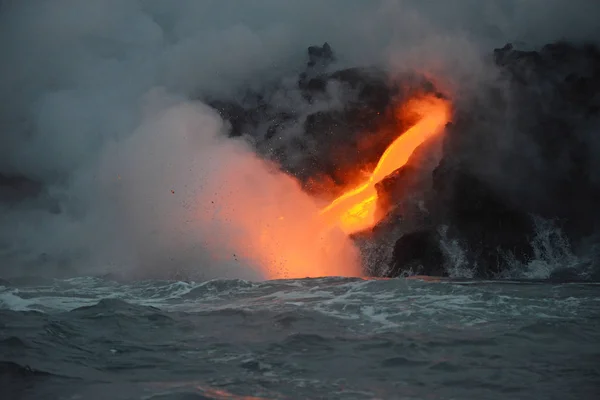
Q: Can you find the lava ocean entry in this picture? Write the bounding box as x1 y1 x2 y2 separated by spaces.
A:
200 92 452 280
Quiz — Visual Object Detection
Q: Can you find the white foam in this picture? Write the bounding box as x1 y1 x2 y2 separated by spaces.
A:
0 290 33 312
1 276 597 339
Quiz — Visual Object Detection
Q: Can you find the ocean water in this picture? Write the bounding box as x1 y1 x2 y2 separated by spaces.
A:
1 276 599 399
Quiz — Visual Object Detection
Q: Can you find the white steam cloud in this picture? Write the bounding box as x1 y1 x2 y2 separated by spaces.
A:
0 0 598 279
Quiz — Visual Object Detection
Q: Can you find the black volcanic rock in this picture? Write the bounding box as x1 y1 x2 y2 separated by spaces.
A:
374 165 423 219
307 42 335 68
431 162 535 277
386 230 445 277
208 43 438 196
298 42 336 94
403 41 600 278
206 40 600 280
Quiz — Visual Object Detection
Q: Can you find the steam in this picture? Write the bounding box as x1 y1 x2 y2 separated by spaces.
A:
89 93 360 279
1 0 599 279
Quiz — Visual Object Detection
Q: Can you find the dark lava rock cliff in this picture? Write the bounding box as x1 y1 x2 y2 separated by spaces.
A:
208 41 600 281
205 43 441 199
423 42 600 279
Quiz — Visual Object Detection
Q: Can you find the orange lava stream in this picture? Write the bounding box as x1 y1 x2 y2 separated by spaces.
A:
195 94 450 280
319 95 451 235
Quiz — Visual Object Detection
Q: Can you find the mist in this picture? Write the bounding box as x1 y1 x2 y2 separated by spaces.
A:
1 0 599 279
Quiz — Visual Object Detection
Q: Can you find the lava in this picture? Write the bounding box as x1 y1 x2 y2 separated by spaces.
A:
194 94 450 280
319 95 451 235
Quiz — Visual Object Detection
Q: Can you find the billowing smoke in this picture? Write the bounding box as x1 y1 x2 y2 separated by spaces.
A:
1 0 599 279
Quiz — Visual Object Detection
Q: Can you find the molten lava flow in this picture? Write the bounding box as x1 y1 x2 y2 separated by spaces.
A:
319 95 451 234
187 94 449 280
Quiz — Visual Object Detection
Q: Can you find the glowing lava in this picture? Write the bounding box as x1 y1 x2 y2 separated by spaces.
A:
319 95 451 235
190 94 450 280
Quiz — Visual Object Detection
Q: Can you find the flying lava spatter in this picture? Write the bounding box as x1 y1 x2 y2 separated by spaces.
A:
319 95 451 235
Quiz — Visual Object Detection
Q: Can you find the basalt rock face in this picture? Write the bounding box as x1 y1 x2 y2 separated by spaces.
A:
491 42 600 240
207 43 439 198
386 230 446 277
389 41 600 279
211 41 600 280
